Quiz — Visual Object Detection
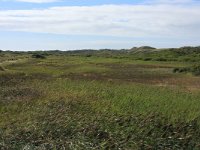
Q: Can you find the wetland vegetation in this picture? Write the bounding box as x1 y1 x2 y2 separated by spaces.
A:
1 46 200 149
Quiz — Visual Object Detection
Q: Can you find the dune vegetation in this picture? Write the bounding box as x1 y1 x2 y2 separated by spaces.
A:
1 47 200 149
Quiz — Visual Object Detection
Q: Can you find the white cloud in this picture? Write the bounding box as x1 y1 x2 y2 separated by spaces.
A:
144 0 197 4
0 4 200 39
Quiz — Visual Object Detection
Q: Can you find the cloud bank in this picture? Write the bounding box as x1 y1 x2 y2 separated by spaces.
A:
145 0 196 4
0 4 200 40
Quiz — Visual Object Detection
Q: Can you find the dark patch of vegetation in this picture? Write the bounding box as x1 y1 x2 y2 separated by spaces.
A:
173 65 200 76
86 54 92 57
32 54 46 59
0 73 28 86
0 65 5 71
143 58 152 61
0 87 42 103
154 58 168 61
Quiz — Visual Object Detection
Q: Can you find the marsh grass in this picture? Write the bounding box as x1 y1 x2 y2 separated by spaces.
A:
1 53 200 149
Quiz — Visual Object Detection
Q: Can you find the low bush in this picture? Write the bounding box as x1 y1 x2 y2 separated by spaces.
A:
191 65 200 75
85 54 92 57
173 65 200 76
32 54 46 59
154 58 168 61
143 58 152 61
0 65 5 71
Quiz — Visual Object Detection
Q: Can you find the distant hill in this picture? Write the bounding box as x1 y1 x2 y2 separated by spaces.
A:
130 46 156 50
129 46 157 54
1 46 200 62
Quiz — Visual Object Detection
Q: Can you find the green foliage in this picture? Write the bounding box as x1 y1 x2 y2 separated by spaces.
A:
173 64 200 76
130 46 200 62
154 58 168 61
1 48 200 149
143 57 152 61
32 54 46 59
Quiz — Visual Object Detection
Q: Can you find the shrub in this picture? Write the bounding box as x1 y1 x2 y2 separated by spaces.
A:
173 68 180 73
32 54 46 59
143 58 152 61
191 65 200 76
85 54 92 57
173 65 200 76
0 66 5 71
154 58 167 61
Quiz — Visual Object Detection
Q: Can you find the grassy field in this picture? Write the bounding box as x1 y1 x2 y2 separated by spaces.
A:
1 49 200 149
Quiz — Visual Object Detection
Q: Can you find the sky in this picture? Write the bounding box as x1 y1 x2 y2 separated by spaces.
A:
0 0 200 50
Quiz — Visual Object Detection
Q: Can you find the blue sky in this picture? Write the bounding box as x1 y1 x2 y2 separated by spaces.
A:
0 0 142 9
0 0 200 50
